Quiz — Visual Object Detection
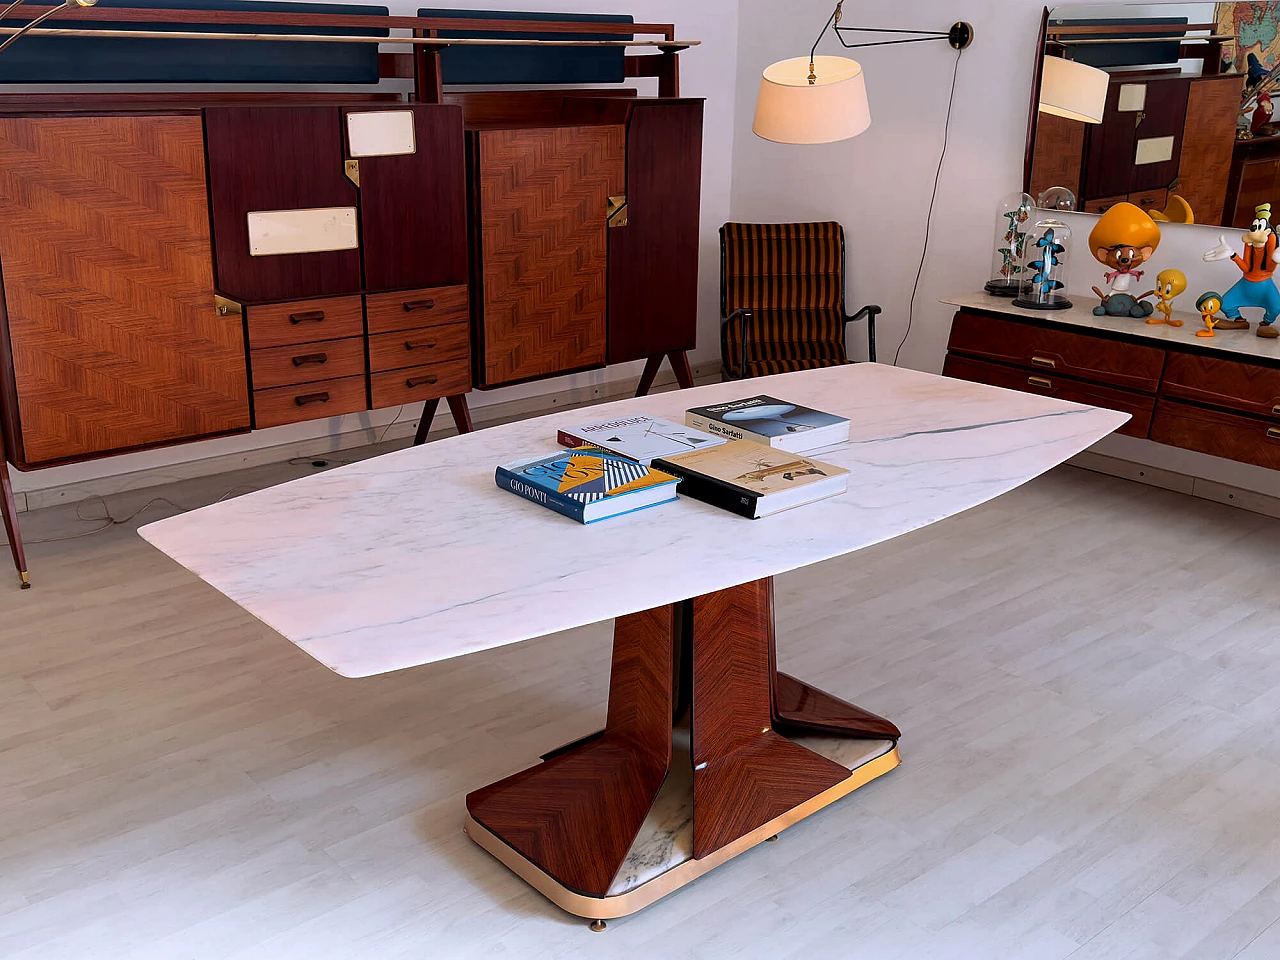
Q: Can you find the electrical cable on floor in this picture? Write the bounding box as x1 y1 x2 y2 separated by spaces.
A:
893 46 964 367
25 485 259 545
29 405 420 545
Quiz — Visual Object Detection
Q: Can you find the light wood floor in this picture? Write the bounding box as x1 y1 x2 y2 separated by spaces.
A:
3 457 1280 959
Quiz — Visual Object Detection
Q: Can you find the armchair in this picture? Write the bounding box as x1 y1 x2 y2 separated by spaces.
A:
719 221 880 380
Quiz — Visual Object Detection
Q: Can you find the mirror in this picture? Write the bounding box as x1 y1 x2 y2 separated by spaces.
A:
1025 3 1280 229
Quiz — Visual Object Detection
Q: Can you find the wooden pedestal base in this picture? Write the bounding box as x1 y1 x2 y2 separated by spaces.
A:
465 578 901 919
412 394 474 446
635 350 694 397
0 432 28 589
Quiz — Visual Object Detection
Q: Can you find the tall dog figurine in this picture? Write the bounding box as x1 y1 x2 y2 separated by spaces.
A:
1089 202 1161 318
1203 203 1280 338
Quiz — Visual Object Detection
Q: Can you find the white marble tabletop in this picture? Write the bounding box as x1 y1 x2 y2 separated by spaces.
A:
139 364 1127 678
942 292 1280 365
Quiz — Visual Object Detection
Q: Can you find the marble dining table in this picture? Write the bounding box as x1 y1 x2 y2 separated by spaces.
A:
139 362 1128 923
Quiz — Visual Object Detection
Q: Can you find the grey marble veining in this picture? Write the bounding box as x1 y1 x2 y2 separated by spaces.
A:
137 364 1127 678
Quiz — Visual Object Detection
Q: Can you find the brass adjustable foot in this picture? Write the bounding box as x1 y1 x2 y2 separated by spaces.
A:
589 920 607 932
19 571 30 589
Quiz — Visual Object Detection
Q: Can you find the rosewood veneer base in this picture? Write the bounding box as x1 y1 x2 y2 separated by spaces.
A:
464 577 901 920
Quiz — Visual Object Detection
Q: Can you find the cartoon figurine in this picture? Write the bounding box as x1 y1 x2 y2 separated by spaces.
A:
1196 292 1223 338
1088 202 1161 318
1202 203 1280 338
1150 269 1187 326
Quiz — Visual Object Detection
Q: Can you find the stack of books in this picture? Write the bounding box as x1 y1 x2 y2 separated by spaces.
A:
496 396 851 523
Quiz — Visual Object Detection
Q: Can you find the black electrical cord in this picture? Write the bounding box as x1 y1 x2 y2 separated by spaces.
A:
894 46 963 367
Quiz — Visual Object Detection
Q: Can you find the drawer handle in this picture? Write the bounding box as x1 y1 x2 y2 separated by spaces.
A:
1273 404 1280 417
1030 356 1057 370
404 339 436 351
403 299 436 312
289 310 326 325
1269 428 1280 441
291 352 329 367
1028 376 1053 389
294 392 330 407
406 375 439 388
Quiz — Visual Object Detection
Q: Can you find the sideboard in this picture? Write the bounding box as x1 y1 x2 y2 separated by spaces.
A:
0 4 704 588
941 293 1280 473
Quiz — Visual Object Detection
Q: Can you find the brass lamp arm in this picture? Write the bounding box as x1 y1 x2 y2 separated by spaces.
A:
0 0 96 55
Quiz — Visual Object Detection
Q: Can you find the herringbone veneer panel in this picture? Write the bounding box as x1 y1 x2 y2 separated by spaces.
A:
476 125 622 386
0 116 250 465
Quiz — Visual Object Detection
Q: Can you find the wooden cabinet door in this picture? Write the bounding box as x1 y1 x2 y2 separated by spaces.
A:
1175 75 1243 225
205 106 362 303
473 125 624 387
0 115 250 467
344 105 467 293
607 100 703 364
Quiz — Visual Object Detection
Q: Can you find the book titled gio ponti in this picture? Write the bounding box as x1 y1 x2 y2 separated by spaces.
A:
685 395 850 453
496 446 680 524
556 415 726 465
651 439 849 519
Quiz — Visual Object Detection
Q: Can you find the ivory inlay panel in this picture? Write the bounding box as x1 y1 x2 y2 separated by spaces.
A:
346 110 417 158
247 207 358 257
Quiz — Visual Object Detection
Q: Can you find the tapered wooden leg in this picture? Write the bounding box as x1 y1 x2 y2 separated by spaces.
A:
413 398 440 446
446 394 473 434
690 579 850 858
466 577 900 913
0 437 28 589
466 605 676 896
634 355 664 397
667 350 694 389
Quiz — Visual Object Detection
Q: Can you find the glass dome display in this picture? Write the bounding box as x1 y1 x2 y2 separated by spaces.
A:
1013 217 1073 310
1037 185 1077 212
985 191 1037 297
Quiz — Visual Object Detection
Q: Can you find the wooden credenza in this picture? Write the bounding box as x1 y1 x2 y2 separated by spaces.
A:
944 302 1280 472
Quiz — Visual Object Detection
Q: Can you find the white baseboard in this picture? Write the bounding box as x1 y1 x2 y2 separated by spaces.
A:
1068 450 1280 520
18 360 721 514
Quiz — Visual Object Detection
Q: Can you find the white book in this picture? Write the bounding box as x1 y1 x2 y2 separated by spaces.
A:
684 395 851 453
557 415 726 465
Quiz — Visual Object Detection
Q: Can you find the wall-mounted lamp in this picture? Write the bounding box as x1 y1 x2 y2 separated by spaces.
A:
1038 55 1108 125
0 0 100 55
752 0 973 145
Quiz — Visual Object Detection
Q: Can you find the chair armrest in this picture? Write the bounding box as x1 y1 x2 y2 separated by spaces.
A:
844 304 880 363
723 307 754 379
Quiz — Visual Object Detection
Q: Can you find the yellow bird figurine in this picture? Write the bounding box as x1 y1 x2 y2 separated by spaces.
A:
1151 268 1187 326
1196 291 1223 338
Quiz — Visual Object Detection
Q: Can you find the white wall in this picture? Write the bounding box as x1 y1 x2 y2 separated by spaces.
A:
11 0 740 499
731 0 1280 498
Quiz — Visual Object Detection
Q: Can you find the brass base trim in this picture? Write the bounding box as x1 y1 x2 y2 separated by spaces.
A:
19 570 30 589
464 745 901 920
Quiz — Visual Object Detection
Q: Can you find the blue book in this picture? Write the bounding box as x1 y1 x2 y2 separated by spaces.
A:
496 447 680 524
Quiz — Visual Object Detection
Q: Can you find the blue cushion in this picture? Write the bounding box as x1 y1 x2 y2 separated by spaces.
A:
417 8 632 85
0 0 388 84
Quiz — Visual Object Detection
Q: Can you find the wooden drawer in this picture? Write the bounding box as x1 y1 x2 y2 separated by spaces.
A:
368 321 469 373
1150 399 1280 469
246 296 364 351
253 375 368 429
370 359 470 408
948 311 1166 393
251 337 367 391
1127 188 1169 215
1082 194 1127 215
943 353 1153 438
1161 352 1280 421
366 285 468 336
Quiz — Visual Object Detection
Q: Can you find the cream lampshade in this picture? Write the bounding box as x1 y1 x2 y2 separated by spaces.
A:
752 55 871 144
1039 55 1108 124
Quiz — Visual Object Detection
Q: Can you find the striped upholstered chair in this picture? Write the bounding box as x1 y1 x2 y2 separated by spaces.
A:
719 221 880 379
